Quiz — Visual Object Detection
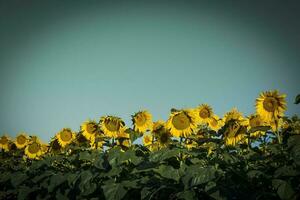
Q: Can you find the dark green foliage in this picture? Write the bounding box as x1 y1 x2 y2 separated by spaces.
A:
1 134 300 200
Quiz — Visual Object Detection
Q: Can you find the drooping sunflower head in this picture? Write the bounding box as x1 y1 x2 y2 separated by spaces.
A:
25 140 43 159
14 133 28 149
208 115 224 132
246 114 267 138
247 114 265 128
116 127 130 139
90 138 105 150
196 104 214 124
166 109 198 138
256 90 287 122
100 116 125 138
152 120 165 132
56 128 75 148
156 130 171 148
224 121 248 146
223 108 245 124
81 120 98 142
132 110 153 133
0 135 10 152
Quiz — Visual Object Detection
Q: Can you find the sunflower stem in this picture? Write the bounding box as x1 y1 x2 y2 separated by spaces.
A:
275 119 282 144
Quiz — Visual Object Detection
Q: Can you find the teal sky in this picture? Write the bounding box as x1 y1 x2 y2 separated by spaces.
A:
1 1 300 142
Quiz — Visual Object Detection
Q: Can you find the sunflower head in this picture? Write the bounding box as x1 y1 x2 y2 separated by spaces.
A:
100 116 125 138
56 128 75 148
256 90 287 123
90 137 105 150
0 135 10 152
185 139 198 150
196 104 214 124
143 134 153 147
247 114 267 138
224 121 248 146
156 131 171 148
132 110 153 133
223 108 246 124
166 109 198 138
15 133 28 149
81 120 98 142
25 140 43 159
208 115 224 132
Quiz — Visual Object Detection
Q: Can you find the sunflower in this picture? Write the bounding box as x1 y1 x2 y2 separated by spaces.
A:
0 135 10 152
185 139 198 150
100 116 125 138
132 110 153 133
224 121 248 146
152 120 165 134
223 108 247 125
56 128 75 148
91 139 105 150
196 104 214 124
208 115 224 131
24 140 43 159
81 120 98 142
156 131 171 148
143 134 153 146
14 133 28 149
166 109 198 138
247 114 267 138
256 90 287 123
117 139 131 148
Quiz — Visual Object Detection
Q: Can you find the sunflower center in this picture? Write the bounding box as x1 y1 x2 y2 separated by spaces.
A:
172 112 191 130
86 123 96 134
0 136 8 144
144 136 152 144
105 120 120 132
199 109 210 119
17 135 26 144
60 130 72 142
210 118 218 127
159 133 169 144
28 142 40 154
263 97 278 112
135 114 147 126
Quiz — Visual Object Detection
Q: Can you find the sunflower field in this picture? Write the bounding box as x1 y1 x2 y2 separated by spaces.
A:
1 90 300 200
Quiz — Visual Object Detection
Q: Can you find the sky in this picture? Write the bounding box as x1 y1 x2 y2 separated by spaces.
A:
0 0 300 142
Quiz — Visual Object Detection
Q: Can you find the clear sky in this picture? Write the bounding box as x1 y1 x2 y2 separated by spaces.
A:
1 1 300 142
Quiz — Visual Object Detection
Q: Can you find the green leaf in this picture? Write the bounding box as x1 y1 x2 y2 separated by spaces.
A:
32 171 53 183
79 151 92 161
102 183 127 200
272 179 296 200
176 190 197 200
149 148 181 162
275 166 300 178
182 165 216 189
79 170 96 196
141 187 152 199
294 94 300 104
17 186 39 200
287 135 300 166
154 165 181 182
247 170 264 179
66 172 79 187
10 172 28 188
48 173 66 193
